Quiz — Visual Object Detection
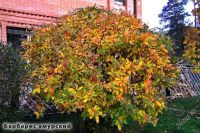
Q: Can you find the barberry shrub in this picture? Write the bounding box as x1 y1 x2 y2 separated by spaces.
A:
22 7 177 130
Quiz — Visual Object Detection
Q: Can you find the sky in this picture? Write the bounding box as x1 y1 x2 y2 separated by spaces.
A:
142 0 194 28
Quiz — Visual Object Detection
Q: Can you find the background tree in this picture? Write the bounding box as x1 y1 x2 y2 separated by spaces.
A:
192 0 200 27
184 0 200 72
159 0 189 57
22 7 178 131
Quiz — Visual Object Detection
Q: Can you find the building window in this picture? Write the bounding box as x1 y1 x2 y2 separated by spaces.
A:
7 27 30 49
115 0 125 6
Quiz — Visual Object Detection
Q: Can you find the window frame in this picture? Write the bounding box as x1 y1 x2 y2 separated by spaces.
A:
115 0 125 6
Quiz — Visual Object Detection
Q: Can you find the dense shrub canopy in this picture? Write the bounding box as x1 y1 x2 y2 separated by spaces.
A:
0 42 25 117
22 7 177 130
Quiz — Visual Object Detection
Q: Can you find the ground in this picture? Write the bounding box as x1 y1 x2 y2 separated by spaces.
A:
1 96 200 132
126 96 200 133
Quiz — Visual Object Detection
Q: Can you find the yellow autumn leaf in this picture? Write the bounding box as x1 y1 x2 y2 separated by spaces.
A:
95 115 99 124
139 60 143 66
162 47 168 53
83 98 88 103
117 122 122 131
106 56 112 62
161 101 165 107
88 108 95 119
42 66 48 72
77 86 84 90
124 28 129 35
68 88 76 94
138 110 145 116
83 95 90 103
52 96 55 100
88 65 94 70
155 101 162 107
54 64 63 73
33 87 40 94
34 111 40 119
94 105 100 111
143 41 148 45
58 51 64 57
98 111 103 116
125 63 131 70
44 87 48 93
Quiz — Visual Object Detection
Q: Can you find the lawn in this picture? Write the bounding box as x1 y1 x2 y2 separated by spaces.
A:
125 96 200 133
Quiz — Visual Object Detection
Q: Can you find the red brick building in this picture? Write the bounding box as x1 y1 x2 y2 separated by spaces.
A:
0 0 142 46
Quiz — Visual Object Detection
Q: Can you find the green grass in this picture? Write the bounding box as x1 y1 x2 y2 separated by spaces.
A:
124 96 200 133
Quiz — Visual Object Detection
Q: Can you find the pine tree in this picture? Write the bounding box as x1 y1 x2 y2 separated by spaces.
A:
159 0 189 57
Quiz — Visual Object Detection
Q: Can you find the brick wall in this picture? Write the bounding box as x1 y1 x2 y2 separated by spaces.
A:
0 0 141 16
0 0 142 42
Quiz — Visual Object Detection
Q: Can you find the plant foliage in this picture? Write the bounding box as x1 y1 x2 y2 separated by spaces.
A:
0 42 25 122
22 7 178 131
184 1 200 72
